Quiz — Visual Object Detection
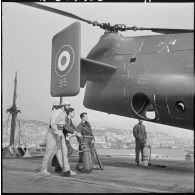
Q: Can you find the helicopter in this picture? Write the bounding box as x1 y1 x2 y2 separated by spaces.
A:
16 2 194 130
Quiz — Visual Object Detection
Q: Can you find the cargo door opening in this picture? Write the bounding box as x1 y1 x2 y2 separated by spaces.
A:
131 92 157 120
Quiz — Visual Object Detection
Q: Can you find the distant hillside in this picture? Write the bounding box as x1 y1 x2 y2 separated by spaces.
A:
3 119 48 127
103 126 131 133
20 119 48 126
93 127 131 135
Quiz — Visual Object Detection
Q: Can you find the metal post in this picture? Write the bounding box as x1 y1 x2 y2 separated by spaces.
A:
59 96 65 171
6 72 21 146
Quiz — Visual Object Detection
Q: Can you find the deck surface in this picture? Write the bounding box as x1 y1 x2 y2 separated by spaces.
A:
2 155 194 193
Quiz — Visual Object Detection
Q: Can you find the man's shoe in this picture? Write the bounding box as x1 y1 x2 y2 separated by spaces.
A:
136 162 139 166
92 166 99 170
70 170 77 176
38 170 50 176
82 169 91 174
61 170 71 177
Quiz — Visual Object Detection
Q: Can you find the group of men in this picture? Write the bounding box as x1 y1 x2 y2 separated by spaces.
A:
39 100 98 177
39 99 148 177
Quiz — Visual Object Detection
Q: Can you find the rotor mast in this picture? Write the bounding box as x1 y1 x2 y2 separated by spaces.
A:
6 72 21 146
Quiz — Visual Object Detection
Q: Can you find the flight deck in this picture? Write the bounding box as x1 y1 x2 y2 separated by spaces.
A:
2 155 194 193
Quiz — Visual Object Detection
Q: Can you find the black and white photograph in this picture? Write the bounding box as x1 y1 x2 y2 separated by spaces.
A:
1 1 194 193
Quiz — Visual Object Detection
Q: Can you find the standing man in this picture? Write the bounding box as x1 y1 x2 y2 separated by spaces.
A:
51 100 72 172
52 107 82 175
39 101 71 176
63 107 82 157
77 112 99 170
133 120 147 166
63 102 75 158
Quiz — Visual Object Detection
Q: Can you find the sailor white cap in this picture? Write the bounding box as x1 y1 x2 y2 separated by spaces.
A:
52 100 60 106
61 99 71 105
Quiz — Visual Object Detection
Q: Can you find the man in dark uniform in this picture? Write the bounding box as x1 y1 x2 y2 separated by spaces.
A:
63 102 75 158
63 108 82 158
133 120 147 166
77 112 99 170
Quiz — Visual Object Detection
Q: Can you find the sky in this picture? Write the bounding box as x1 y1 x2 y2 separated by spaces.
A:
2 2 194 138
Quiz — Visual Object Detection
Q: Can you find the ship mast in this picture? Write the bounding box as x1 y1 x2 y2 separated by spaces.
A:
6 72 21 146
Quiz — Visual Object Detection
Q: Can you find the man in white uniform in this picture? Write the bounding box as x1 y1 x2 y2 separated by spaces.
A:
51 100 74 172
39 101 75 176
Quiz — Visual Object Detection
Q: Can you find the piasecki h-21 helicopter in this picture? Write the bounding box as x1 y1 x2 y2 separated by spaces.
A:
18 3 194 130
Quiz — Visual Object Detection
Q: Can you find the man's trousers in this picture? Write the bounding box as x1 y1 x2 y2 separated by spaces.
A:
40 129 70 172
135 140 144 163
51 139 74 170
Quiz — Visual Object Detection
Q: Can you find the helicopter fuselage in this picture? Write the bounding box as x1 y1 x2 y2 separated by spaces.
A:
15 3 193 130
84 32 194 130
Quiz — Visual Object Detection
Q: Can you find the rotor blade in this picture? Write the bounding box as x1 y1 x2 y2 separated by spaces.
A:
151 28 194 34
127 26 194 34
16 2 194 34
17 2 92 24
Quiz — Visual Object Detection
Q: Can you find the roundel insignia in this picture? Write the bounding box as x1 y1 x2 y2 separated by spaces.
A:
55 45 74 77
